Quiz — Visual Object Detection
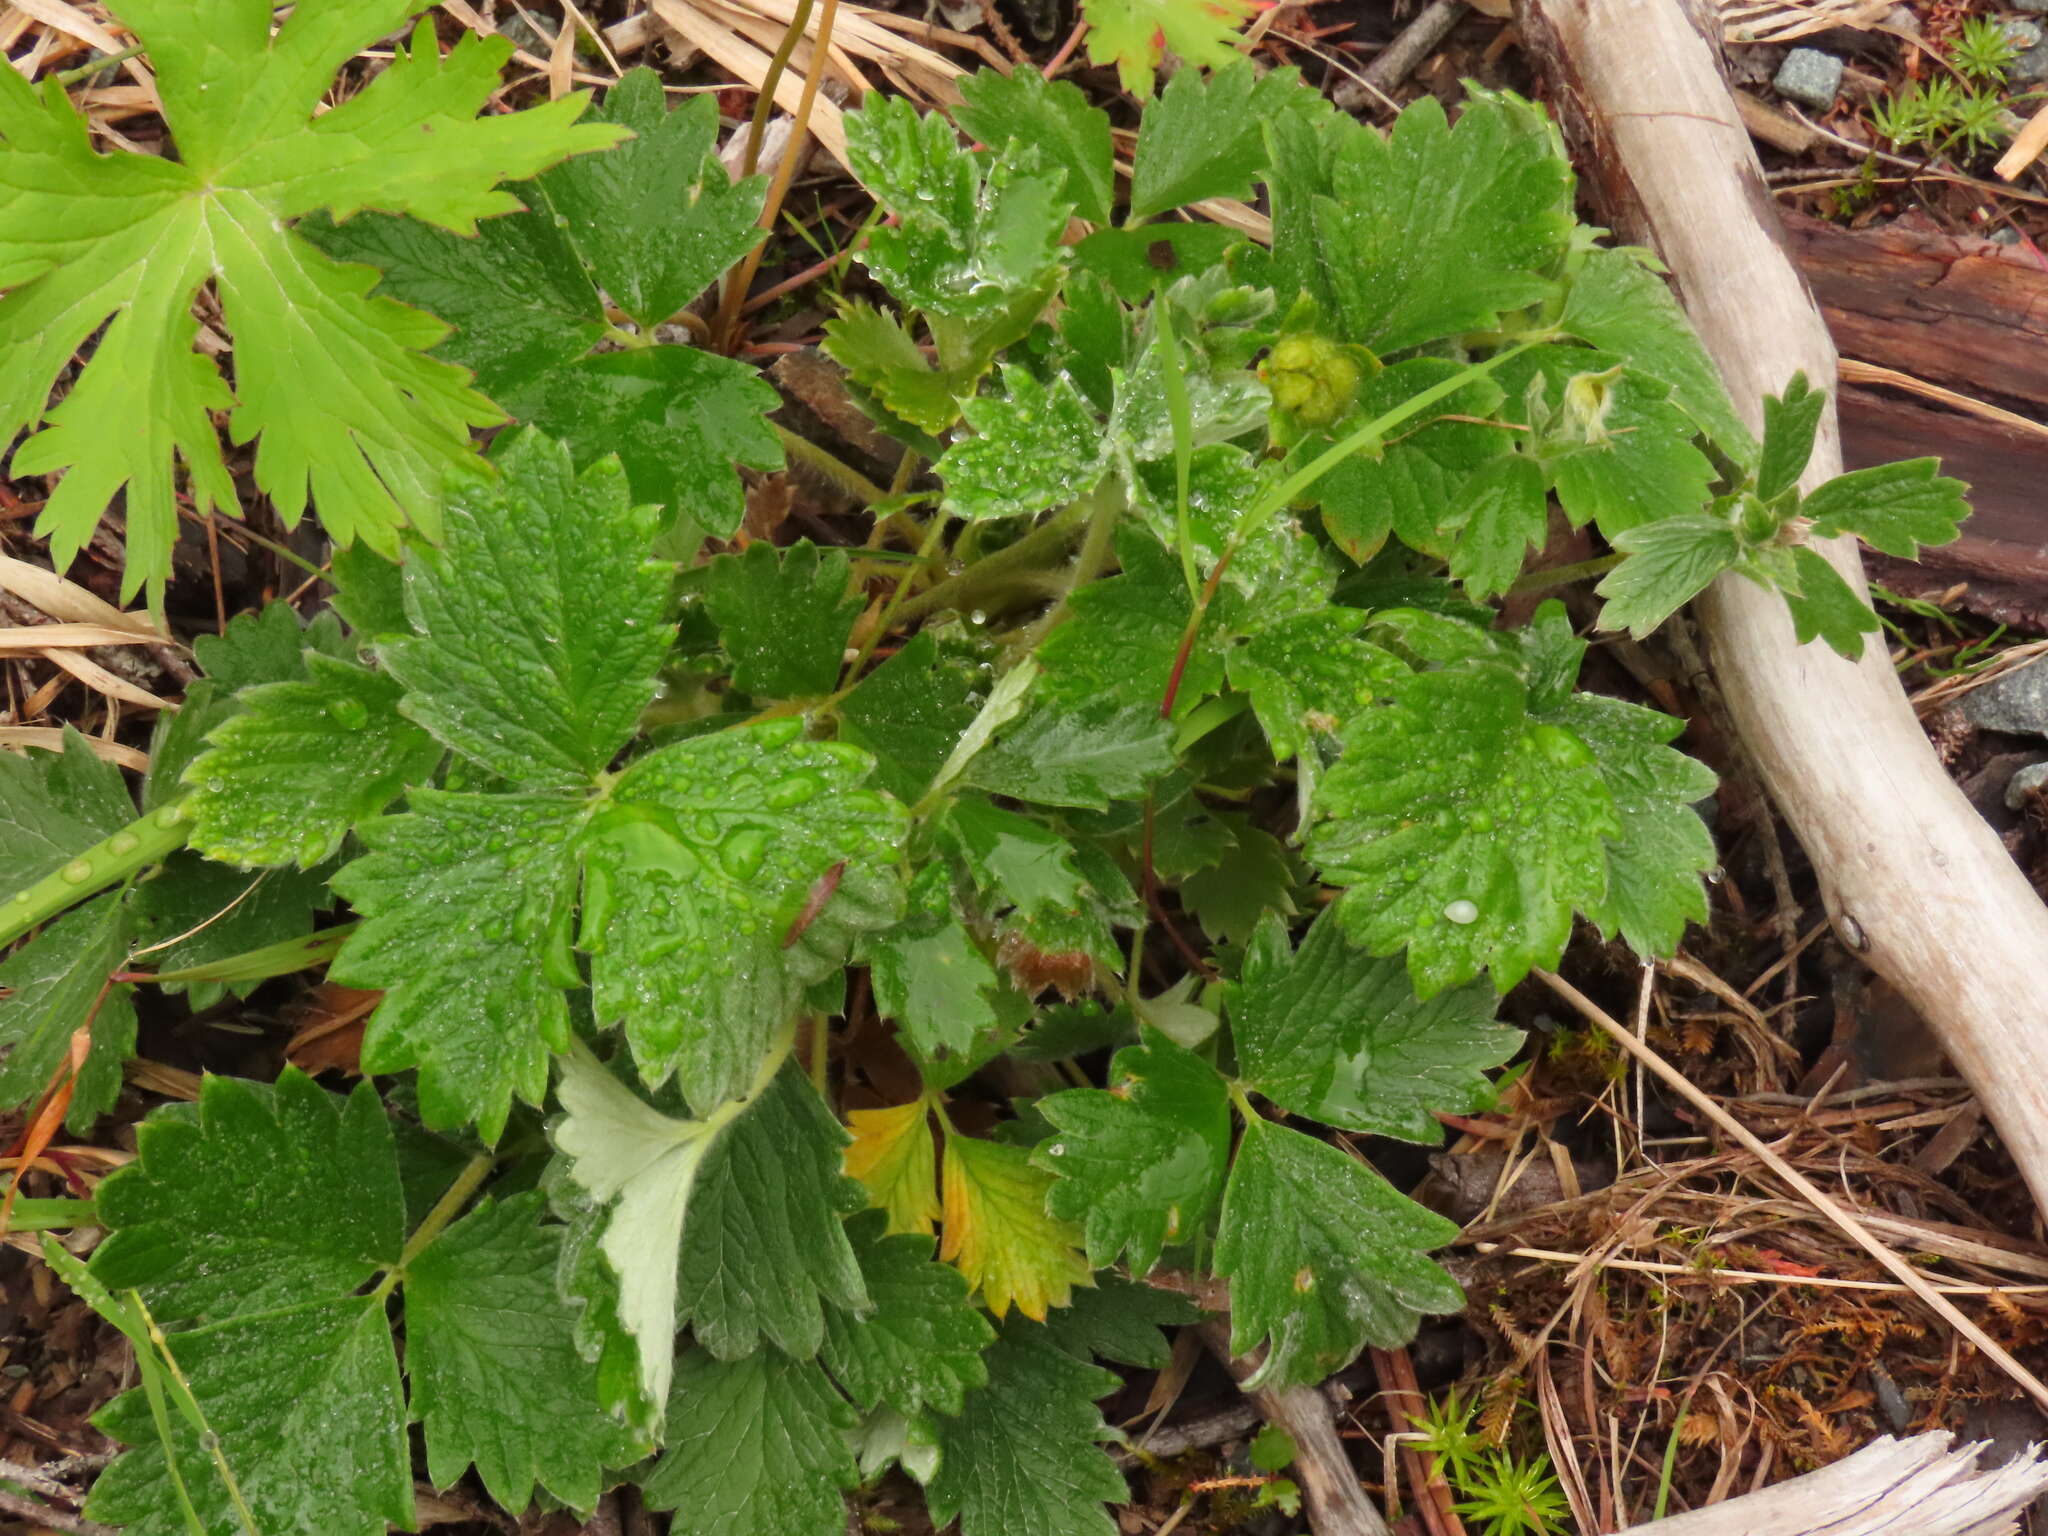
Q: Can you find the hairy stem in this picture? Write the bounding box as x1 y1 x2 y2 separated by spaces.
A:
0 803 193 950
773 423 891 507
1504 552 1623 595
891 498 1096 626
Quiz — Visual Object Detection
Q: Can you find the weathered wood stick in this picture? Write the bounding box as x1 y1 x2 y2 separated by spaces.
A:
1517 0 2048 1216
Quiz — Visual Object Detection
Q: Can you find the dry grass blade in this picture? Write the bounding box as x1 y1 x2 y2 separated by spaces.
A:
38 647 172 711
1536 969 2048 1414
1719 0 1890 43
0 555 161 635
1837 359 2048 442
0 730 147 771
0 624 168 651
1466 1242 2048 1296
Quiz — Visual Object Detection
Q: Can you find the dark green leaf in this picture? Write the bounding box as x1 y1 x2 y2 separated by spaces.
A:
0 895 134 1131
968 697 1176 810
836 631 982 803
125 855 332 1005
865 863 1001 1059
1227 609 1406 760
1596 514 1742 638
1072 224 1242 303
1129 61 1313 218
1800 457 1969 558
941 795 1091 917
1043 1273 1200 1369
0 730 131 895
823 1208 994 1417
1038 526 1225 718
699 540 861 699
1782 544 1881 659
1180 820 1298 946
956 67 1114 226
1757 371 1825 501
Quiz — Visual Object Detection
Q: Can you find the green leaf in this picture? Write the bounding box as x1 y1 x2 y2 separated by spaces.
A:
0 730 132 895
1044 1273 1200 1369
515 347 785 537
550 1047 728 1418
332 790 586 1139
865 863 1001 1059
674 1066 869 1360
836 631 982 803
1306 657 1620 993
967 697 1176 810
1073 224 1243 303
1081 0 1258 98
1039 526 1225 717
1757 372 1825 501
125 856 332 1005
1297 91 1573 354
87 1295 412 1536
956 67 1114 226
845 96 1068 328
823 1208 995 1417
1130 61 1313 218
1215 1116 1463 1388
381 432 671 786
640 1346 858 1536
1595 514 1742 638
406 1192 647 1512
0 895 135 1131
1181 821 1298 946
0 9 625 603
581 723 905 1109
941 796 1091 918
822 302 965 435
1445 453 1550 599
533 71 766 330
938 367 1105 520
91 1072 404 1325
1501 346 1717 537
182 653 442 869
1556 693 1716 956
1036 1027 1230 1274
1782 544 1881 658
1559 248 1753 460
699 540 861 699
1228 910 1518 1142
189 601 348 694
1228 610 1406 761
925 1319 1125 1536
1801 458 1969 558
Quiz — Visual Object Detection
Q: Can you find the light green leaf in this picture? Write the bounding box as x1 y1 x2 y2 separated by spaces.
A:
1229 910 1518 1142
1559 247 1753 460
941 795 1091 918
865 863 1001 1060
1801 457 1969 558
1215 1115 1463 1388
1306 657 1620 994
821 301 963 434
0 730 131 896
1081 0 1258 98
0 8 625 603
823 1208 995 1417
1757 371 1826 502
1445 453 1550 599
698 540 861 699
1036 1027 1230 1274
1038 526 1226 718
581 723 905 1109
0 895 135 1132
182 653 442 869
89 1071 405 1324
406 1193 649 1511
956 67 1114 226
1595 514 1743 638
941 1132 1090 1320
925 1319 1125 1536
938 367 1105 520
640 1346 858 1536
332 790 587 1140
1227 609 1406 760
381 431 671 787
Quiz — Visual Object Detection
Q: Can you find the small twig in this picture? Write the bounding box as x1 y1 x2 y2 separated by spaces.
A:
1333 0 1467 112
1535 968 2048 1414
0 1483 115 1536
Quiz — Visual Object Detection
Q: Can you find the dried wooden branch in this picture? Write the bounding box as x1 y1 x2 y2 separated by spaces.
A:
1517 0 2048 1218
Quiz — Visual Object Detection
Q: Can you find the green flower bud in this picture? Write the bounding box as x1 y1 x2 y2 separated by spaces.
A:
1265 333 1365 428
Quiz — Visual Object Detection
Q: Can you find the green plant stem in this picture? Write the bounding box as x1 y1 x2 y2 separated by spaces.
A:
389 1152 495 1281
53 43 145 86
1013 480 1123 655
1503 552 1622 596
773 424 891 507
135 1291 261 1536
0 803 193 950
2 1196 96 1232
1151 294 1198 595
891 498 1096 626
841 508 952 688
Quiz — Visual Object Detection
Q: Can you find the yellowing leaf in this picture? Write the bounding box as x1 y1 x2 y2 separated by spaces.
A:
1081 0 1258 100
846 1100 940 1236
940 1134 1090 1320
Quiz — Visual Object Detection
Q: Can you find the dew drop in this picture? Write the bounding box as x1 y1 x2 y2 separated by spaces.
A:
1443 899 1479 926
326 696 369 730
765 774 821 810
108 832 139 857
719 828 769 881
60 859 91 885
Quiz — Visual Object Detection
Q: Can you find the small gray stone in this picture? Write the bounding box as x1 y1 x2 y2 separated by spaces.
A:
1961 660 2048 737
2019 0 2048 15
2007 18 2044 48
2005 761 2048 810
1991 226 2026 244
2016 38 2048 83
1775 47 1846 109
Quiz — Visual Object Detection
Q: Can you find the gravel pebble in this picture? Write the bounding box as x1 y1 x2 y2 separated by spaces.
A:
1961 660 2048 737
1774 47 1845 109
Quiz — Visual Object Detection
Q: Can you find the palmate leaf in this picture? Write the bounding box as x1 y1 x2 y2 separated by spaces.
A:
940 1133 1091 1319
1801 457 1969 558
1228 910 1519 1141
305 67 780 535
1128 61 1320 218
1596 514 1742 638
955 67 1115 227
1036 1027 1231 1274
0 4 625 603
1081 0 1259 99
845 1099 943 1236
823 1209 995 1418
698 540 862 699
938 367 1106 520
1215 1115 1464 1388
